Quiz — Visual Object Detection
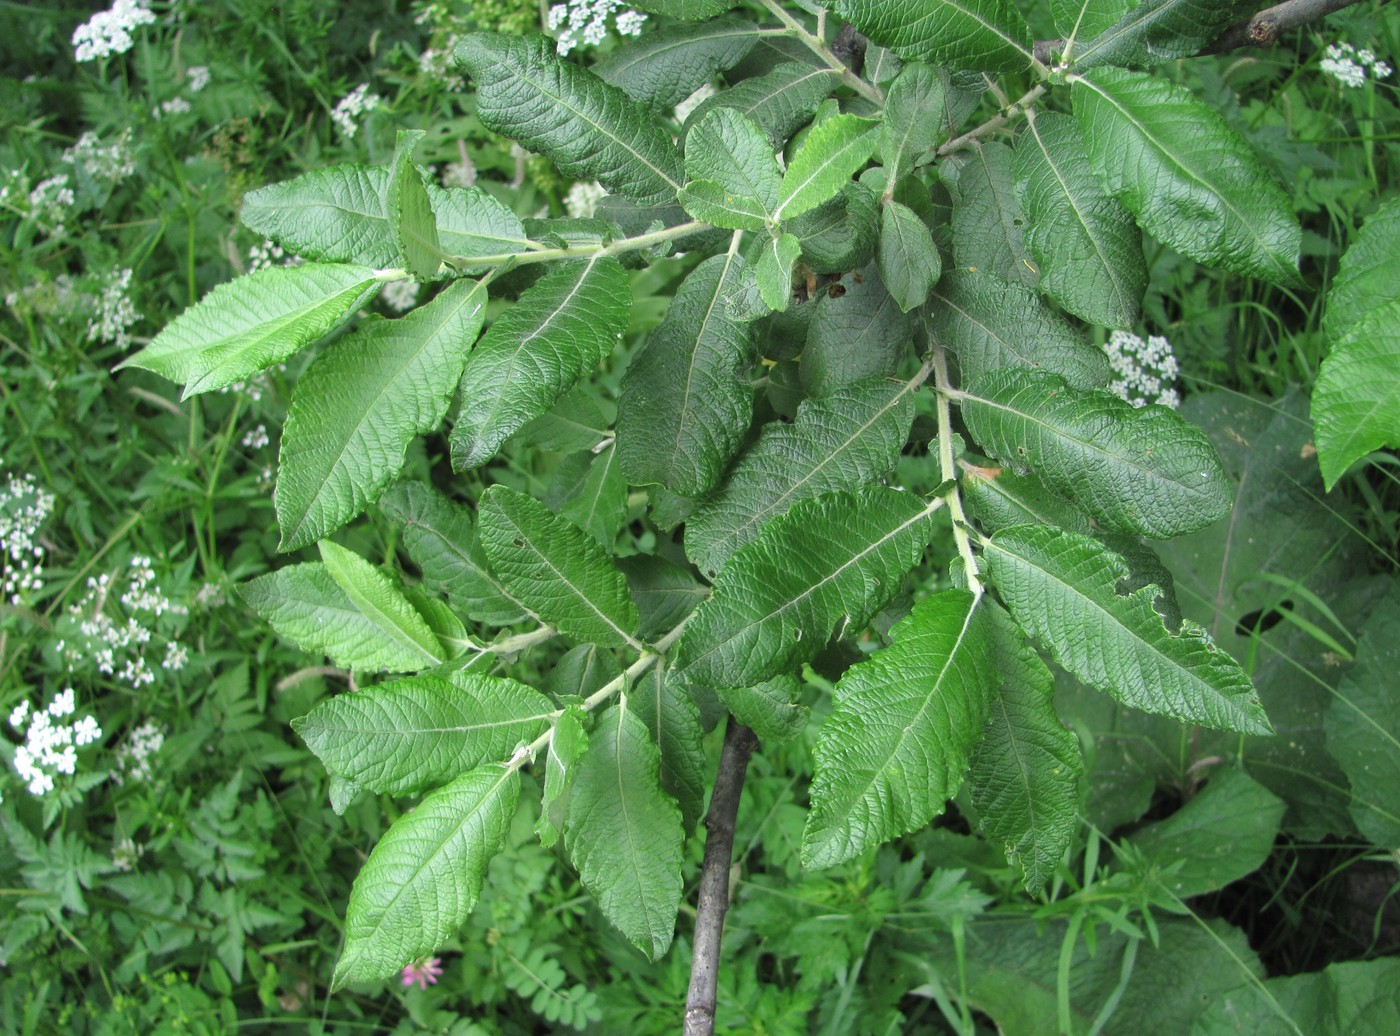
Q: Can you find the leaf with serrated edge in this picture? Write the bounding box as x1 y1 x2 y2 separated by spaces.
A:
319 540 443 668
1324 197 1400 342
674 487 937 690
684 107 781 212
718 674 808 744
456 34 683 204
633 664 707 830
804 589 995 868
944 140 1036 289
880 63 947 180
686 63 835 149
1049 0 1135 45
452 256 630 470
983 524 1271 735
1072 0 1236 70
333 766 518 988
1314 307 1400 488
564 705 684 960
879 200 941 312
801 262 912 396
775 115 879 221
477 485 640 648
960 368 1231 539
292 674 552 795
834 0 1032 73
630 0 740 18
1071 68 1301 287
686 377 917 576
596 17 756 110
388 130 442 280
117 264 380 398
677 180 769 231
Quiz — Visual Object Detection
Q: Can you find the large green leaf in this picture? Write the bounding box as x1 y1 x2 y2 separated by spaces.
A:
962 464 1092 536
879 63 947 180
943 140 1037 288
319 540 444 668
788 183 880 274
1071 67 1301 287
1072 0 1236 70
960 368 1231 539
387 129 442 280
275 279 487 550
564 705 685 960
775 114 879 221
927 270 1110 390
1194 958 1400 1036
1323 196 1400 341
1049 0 1135 44
617 251 754 496
333 766 518 987
1015 110 1145 329
292 674 553 795
556 442 628 547
834 0 1032 73
804 589 995 868
676 180 769 231
630 0 740 17
456 33 683 204
717 674 808 745
878 199 941 312
117 264 380 397
1312 299 1400 489
685 377 917 576
595 17 756 111
451 256 630 470
477 486 640 648
968 603 1082 894
240 562 439 673
800 262 912 395
983 525 1270 735
431 184 533 271
673 487 937 690
684 107 781 214
633 664 708 830
685 62 834 149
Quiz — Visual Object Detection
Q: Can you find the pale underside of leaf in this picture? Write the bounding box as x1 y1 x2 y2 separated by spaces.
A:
319 540 443 669
834 0 1033 73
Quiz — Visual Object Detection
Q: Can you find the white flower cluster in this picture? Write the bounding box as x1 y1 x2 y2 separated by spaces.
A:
331 83 383 139
88 267 141 349
72 0 156 63
1105 330 1181 408
2 472 54 606
417 44 466 91
564 180 605 219
546 0 647 56
9 689 103 797
1320 42 1393 88
56 557 190 691
246 239 301 273
110 720 164 786
63 130 137 183
27 174 76 237
381 279 421 313
152 96 192 120
112 836 144 871
241 424 271 450
186 65 211 93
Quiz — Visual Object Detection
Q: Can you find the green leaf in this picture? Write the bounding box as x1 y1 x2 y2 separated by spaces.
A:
787 183 879 274
117 264 380 397
275 279 487 550
477 485 640 648
676 180 769 231
240 563 437 673
633 664 708 830
1015 111 1145 329
1325 586 1400 846
379 481 526 626
961 464 1093 536
685 377 917 576
518 386 611 453
595 17 756 111
983 524 1271 735
1194 958 1400 1036
880 63 947 180
755 232 802 312
1071 67 1301 287
686 62 835 149
388 130 442 280
1072 0 1236 70
1324 196 1400 342
564 705 685 960
451 256 631 470
1313 299 1400 490
292 674 553 795
674 487 937 690
834 0 1032 73
801 262 912 396
803 589 995 868
943 141 1036 289
629 0 740 18
683 107 781 213
968 603 1082 894
717 674 808 745
557 443 628 547
1049 0 1135 44
319 540 444 668
620 554 708 640
960 368 1231 539
431 184 533 272
617 251 754 497
456 33 683 204
775 115 879 221
928 269 1111 390
537 707 588 849
878 200 941 312
333 765 518 988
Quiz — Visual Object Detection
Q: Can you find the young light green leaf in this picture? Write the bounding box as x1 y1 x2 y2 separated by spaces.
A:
928 270 1110 389
292 674 553 795
968 602 1082 894
333 765 518 988
633 664 707 830
834 0 1033 73
388 130 442 280
430 184 533 271
617 251 754 497
801 262 912 396
319 540 444 668
537 706 589 849
775 115 879 221
674 487 937 690
755 232 802 312
676 180 769 231
960 368 1231 539
240 562 438 673
717 674 808 745
451 256 630 470
456 34 683 204
1323 196 1400 342
477 485 640 648
685 63 835 150
1313 304 1400 489
880 63 947 179
379 481 526 626
276 279 487 550
803 589 995 868
595 17 756 111
1071 67 1302 287
943 140 1037 289
983 524 1271 735
878 200 941 312
683 107 781 212
685 377 917 576
1072 0 1237 70
117 264 380 398
564 705 685 960
1015 110 1145 329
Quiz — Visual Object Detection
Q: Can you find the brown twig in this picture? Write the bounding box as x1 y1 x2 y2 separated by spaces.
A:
683 719 759 1036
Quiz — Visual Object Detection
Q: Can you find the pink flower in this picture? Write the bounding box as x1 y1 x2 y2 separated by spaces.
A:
401 956 444 990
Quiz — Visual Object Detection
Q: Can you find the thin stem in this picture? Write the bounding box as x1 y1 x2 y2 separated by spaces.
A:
759 0 884 104
441 220 713 272
931 344 983 596
938 84 1047 158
